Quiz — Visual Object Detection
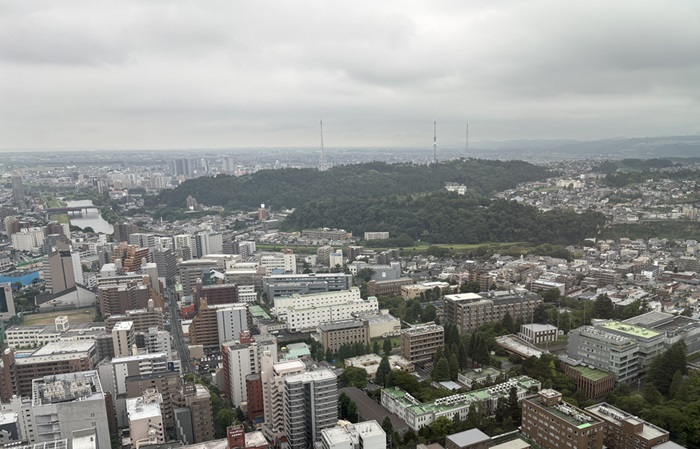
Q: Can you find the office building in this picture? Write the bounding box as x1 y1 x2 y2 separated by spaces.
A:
217 303 250 343
443 291 542 334
382 376 541 432
317 246 333 266
178 382 215 444
284 369 338 449
221 332 277 407
113 223 139 243
519 324 558 344
44 250 83 294
143 327 171 357
320 420 386 449
585 403 670 449
274 288 378 332
367 278 414 297
11 227 45 252
318 320 369 353
106 352 169 396
263 273 353 301
28 371 111 447
11 174 24 208
259 251 296 275
560 358 615 399
521 389 604 449
363 232 389 241
623 310 700 355
104 300 163 333
401 323 444 364
364 312 401 339
153 248 178 281
197 283 239 306
126 371 180 441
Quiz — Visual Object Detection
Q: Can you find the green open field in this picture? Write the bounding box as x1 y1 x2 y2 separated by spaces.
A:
23 308 95 326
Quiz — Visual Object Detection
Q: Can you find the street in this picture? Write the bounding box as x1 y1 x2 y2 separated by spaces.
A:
167 287 194 375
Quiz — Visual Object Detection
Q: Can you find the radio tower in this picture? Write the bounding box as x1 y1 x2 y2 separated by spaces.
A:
432 117 438 164
318 119 329 171
465 119 469 157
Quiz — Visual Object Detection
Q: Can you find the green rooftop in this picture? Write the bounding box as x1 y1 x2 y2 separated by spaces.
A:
571 365 611 382
249 305 271 320
602 321 660 338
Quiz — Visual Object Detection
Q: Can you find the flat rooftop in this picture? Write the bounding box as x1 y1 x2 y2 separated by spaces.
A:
447 429 490 447
601 321 661 339
340 387 407 432
585 404 668 440
569 365 612 382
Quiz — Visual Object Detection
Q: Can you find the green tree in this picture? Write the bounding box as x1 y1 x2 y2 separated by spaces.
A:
501 311 515 334
382 416 394 447
216 409 237 429
541 288 561 303
433 356 450 381
373 340 380 355
339 366 368 389
347 400 359 423
594 294 615 319
376 356 392 387
449 353 459 381
384 338 393 355
669 370 684 399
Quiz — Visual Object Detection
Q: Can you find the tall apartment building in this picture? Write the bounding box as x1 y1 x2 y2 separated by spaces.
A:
189 301 249 349
317 246 333 266
260 355 307 442
217 303 250 343
284 369 338 449
179 259 220 295
153 248 178 281
319 320 370 353
113 223 139 243
142 327 171 357
521 389 605 449
320 420 386 449
105 352 169 396
128 233 156 255
401 323 444 364
274 288 378 332
28 371 111 447
112 320 135 357
126 371 180 441
263 273 353 301
178 382 215 443
221 333 278 407
0 342 96 398
11 227 45 252
197 283 239 306
98 282 151 317
112 243 150 272
11 174 24 208
104 300 163 333
585 403 670 449
443 291 542 334
127 389 165 445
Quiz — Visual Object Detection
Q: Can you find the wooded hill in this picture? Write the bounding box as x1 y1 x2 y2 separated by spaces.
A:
149 159 553 211
282 194 606 245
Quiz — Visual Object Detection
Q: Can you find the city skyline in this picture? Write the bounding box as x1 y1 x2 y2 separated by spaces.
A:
2 0 700 150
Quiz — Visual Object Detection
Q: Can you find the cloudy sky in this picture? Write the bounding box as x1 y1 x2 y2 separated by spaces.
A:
1 0 699 150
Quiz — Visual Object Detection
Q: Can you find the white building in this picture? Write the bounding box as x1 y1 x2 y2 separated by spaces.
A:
320 420 386 449
274 288 379 332
260 355 307 441
519 324 559 344
112 320 135 357
259 252 296 274
127 389 165 446
363 232 389 241
143 327 171 357
221 335 278 407
11 227 45 252
216 303 249 343
237 285 257 303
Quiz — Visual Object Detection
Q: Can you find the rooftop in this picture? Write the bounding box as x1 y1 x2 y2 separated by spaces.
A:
585 403 668 440
447 428 491 447
531 394 600 429
601 321 661 339
32 371 103 406
570 365 613 382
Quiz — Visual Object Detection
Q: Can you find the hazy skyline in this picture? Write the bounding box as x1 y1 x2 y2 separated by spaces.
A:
2 1 700 150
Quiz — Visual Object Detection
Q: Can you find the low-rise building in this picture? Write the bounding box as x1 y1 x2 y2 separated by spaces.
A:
585 403 670 449
457 367 504 389
401 323 444 364
318 320 369 353
344 354 414 379
519 323 558 344
446 429 491 449
559 357 615 399
320 420 386 449
521 389 605 449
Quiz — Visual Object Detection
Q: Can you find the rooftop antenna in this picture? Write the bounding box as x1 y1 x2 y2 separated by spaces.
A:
433 116 438 164
318 119 328 172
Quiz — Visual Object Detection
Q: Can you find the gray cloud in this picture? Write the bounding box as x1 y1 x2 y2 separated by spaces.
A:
1 0 699 149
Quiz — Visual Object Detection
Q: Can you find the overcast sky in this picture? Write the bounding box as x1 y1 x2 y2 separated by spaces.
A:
2 0 700 150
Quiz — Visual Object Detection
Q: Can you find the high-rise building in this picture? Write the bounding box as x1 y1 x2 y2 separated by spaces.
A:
217 303 250 343
11 174 24 208
221 332 277 407
261 355 307 442
284 369 338 449
126 389 165 445
98 282 151 318
112 243 150 272
223 156 236 174
153 248 178 281
263 272 353 301
126 371 180 441
113 223 139 243
112 320 135 357
178 382 215 443
104 299 163 333
0 283 16 321
521 389 605 449
45 249 83 294
29 371 111 446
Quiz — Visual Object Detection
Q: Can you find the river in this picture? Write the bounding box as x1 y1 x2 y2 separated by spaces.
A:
64 200 113 234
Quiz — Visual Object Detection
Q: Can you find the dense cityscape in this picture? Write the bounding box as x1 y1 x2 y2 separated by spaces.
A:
0 148 698 449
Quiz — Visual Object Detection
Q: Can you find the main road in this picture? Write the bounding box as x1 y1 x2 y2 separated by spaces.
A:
167 287 194 375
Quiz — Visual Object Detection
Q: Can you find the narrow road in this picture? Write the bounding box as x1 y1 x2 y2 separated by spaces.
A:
168 287 193 375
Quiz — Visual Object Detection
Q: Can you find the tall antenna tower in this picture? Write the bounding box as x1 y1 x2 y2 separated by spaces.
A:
318 119 328 171
465 119 469 157
433 117 438 164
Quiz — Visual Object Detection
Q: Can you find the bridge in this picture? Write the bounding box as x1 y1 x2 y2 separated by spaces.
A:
47 206 99 213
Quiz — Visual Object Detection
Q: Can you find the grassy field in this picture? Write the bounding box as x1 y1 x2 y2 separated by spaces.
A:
23 308 95 326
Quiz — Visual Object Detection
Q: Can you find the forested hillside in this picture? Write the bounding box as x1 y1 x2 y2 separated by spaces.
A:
282 194 606 245
149 159 552 211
